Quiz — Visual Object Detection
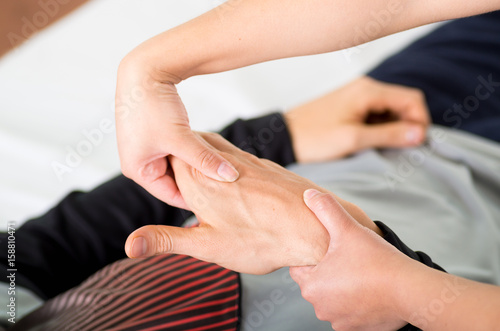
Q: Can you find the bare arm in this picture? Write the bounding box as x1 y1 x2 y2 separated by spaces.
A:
290 191 500 330
400 265 500 330
124 0 499 79
116 0 498 206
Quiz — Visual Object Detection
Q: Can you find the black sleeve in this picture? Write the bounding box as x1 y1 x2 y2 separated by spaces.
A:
219 112 296 166
375 221 446 331
368 11 500 143
0 112 295 300
375 221 445 272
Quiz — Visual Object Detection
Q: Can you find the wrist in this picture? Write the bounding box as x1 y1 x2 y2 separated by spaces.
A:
118 46 183 87
390 258 449 328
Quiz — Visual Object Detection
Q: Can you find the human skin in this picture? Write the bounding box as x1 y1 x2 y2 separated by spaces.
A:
125 131 383 274
116 0 499 207
290 190 500 330
285 76 429 162
124 76 429 273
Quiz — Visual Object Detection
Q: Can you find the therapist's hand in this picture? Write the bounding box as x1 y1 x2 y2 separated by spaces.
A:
124 132 381 274
289 190 409 330
285 76 430 163
115 58 239 209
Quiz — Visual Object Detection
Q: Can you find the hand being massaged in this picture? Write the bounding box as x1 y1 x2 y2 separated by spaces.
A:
125 131 382 274
124 77 428 274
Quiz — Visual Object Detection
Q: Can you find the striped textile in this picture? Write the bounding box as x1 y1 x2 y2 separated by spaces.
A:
12 254 240 330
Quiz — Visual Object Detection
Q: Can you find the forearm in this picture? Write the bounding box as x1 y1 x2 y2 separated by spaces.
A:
0 113 293 299
123 0 498 81
395 262 500 330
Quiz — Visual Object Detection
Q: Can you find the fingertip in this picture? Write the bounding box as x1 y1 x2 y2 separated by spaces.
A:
130 236 147 258
125 233 148 258
405 125 426 145
303 188 321 203
303 190 345 236
217 162 239 182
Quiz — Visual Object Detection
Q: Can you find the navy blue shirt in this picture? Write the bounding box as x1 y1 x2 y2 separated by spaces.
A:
369 11 500 143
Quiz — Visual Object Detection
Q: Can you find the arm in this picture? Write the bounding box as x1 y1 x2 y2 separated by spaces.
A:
285 76 429 162
123 0 499 78
1 75 428 298
367 10 500 141
290 190 500 330
116 0 499 208
124 131 383 274
123 77 430 273
0 113 293 300
401 265 500 330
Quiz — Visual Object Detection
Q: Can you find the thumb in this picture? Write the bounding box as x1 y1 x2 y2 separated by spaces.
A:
356 122 426 150
174 131 239 183
303 189 350 240
125 224 209 259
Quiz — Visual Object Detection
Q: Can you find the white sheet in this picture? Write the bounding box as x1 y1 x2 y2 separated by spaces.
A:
0 0 437 228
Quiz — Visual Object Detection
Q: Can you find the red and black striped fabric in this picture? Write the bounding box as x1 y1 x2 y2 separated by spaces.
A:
13 254 240 330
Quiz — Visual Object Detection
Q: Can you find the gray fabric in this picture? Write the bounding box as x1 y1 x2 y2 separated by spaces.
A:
240 125 500 330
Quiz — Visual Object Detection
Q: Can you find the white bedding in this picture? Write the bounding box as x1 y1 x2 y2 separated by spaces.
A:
0 0 436 228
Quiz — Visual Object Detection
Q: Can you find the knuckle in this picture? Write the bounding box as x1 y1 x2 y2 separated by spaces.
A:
205 132 222 140
197 148 219 171
315 309 327 322
200 131 224 146
154 226 175 253
289 268 301 282
300 283 316 301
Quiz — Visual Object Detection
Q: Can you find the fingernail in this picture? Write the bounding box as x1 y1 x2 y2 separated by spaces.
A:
405 127 421 143
130 237 147 258
304 189 321 201
217 162 239 182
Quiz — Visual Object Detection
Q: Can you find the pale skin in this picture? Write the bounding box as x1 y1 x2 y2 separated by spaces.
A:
116 0 499 207
290 190 500 330
125 76 500 328
285 76 429 162
124 76 429 273
119 1 500 326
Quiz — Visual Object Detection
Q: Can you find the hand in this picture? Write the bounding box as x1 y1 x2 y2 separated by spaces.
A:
115 57 239 209
290 190 410 330
124 132 381 274
285 76 430 162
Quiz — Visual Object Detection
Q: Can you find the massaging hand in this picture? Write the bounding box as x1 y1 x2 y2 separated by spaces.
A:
289 190 408 330
113 0 497 207
115 60 239 209
290 191 500 330
285 76 430 162
124 132 381 274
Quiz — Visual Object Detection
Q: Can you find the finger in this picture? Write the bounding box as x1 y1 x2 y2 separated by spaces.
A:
355 122 426 150
146 168 189 209
364 78 430 126
303 189 350 239
195 131 248 156
289 266 314 283
130 157 188 209
172 131 240 183
378 85 430 126
125 224 211 259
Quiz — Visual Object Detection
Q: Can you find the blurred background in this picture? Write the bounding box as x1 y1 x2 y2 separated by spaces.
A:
0 0 438 228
